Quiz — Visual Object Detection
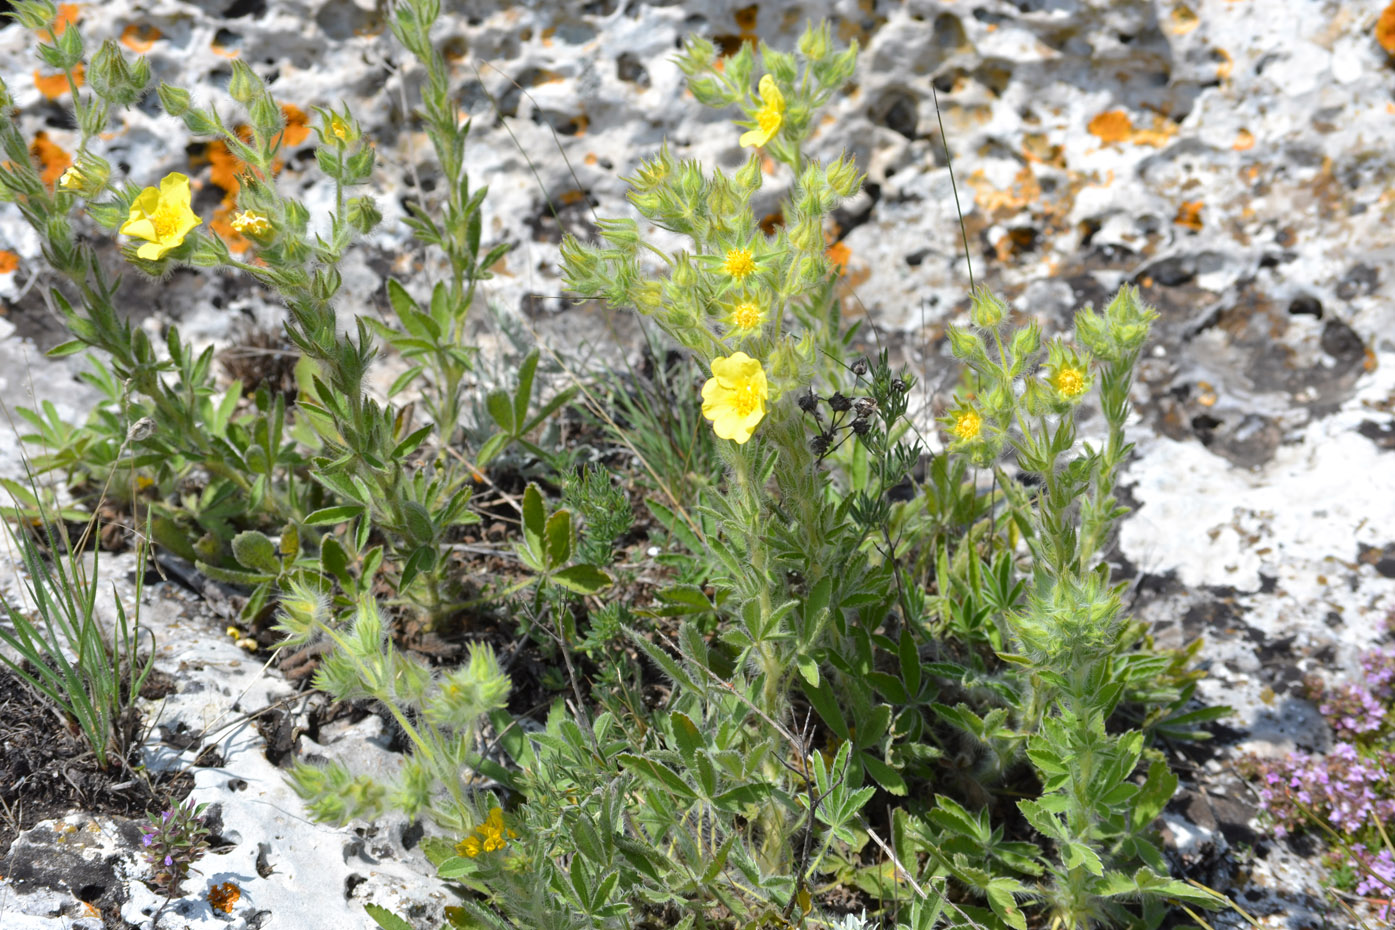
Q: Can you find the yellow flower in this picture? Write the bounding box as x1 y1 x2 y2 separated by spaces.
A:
721 248 756 281
231 210 270 236
951 410 982 442
702 352 769 444
120 172 201 260
740 75 785 148
727 298 764 331
58 165 84 191
330 115 349 141
1053 365 1087 398
455 806 516 859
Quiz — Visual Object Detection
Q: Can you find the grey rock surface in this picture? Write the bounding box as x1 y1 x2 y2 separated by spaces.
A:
2 0 1394 927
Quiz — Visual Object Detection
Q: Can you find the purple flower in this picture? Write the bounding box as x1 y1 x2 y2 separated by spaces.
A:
141 833 154 847
161 810 172 822
164 855 173 866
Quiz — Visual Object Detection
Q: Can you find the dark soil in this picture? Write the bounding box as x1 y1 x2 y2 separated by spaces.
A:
0 664 190 855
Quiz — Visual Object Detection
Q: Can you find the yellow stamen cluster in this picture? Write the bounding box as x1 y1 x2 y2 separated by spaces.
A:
1054 366 1087 397
722 248 756 281
731 301 761 330
455 806 515 858
952 410 982 442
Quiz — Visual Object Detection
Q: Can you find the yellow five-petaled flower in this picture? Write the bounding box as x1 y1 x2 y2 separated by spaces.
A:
120 172 201 260
455 806 515 858
740 75 785 148
702 352 769 444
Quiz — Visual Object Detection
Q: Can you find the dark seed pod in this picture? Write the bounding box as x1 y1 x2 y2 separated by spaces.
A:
809 434 831 455
891 378 908 393
797 390 819 413
854 397 877 417
851 357 869 376
852 417 871 435
829 392 852 412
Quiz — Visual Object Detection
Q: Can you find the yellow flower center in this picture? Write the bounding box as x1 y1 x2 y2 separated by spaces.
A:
756 104 781 135
330 117 348 140
732 301 761 329
1055 366 1086 397
151 202 183 240
952 410 982 441
730 382 761 417
722 248 756 280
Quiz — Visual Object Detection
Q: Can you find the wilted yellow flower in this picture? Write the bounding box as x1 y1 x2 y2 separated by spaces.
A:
951 409 982 442
57 165 84 191
721 248 756 281
740 75 785 148
230 210 270 236
455 806 516 859
120 172 201 260
702 352 768 444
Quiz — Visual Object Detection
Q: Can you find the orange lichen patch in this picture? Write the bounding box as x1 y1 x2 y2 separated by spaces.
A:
1214 48 1234 80
29 131 71 190
1196 381 1217 407
211 35 240 58
993 227 1037 262
559 189 587 206
488 255 511 276
1379 2 1395 55
733 4 758 32
0 251 19 274
584 152 598 166
533 69 565 85
1168 4 1199 35
1087 110 1134 144
540 26 556 46
34 64 83 100
120 23 161 52
1021 133 1065 168
1232 128 1255 151
1174 200 1204 231
967 165 1042 213
1088 109 1178 148
279 104 310 146
49 4 81 36
826 240 852 274
207 882 240 915
80 902 100 919
204 140 246 195
758 210 784 236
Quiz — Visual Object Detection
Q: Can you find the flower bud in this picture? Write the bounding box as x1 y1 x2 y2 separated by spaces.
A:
946 324 987 362
1010 321 1041 359
826 152 863 198
157 82 191 117
345 196 381 234
970 288 1007 329
798 21 832 61
181 107 219 136
227 60 263 105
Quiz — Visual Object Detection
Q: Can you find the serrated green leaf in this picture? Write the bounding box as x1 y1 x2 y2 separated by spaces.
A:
364 904 415 930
